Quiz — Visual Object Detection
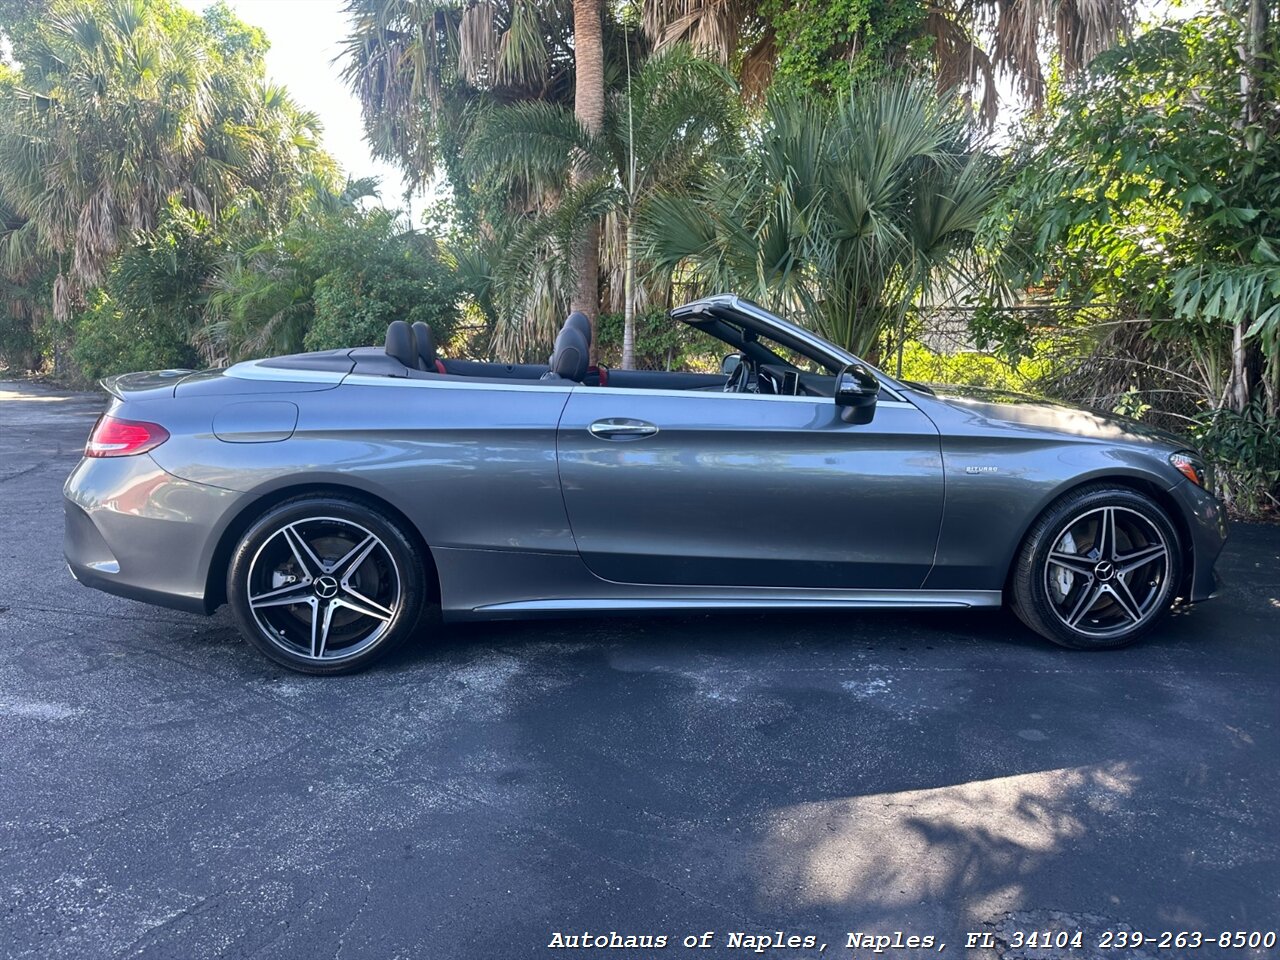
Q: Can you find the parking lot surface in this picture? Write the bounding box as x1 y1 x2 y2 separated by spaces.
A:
1 378 1277 960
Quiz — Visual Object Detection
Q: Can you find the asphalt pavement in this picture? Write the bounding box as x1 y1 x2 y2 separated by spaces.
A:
1 378 1277 960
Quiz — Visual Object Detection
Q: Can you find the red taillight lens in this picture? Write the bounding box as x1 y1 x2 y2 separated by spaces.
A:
85 415 170 458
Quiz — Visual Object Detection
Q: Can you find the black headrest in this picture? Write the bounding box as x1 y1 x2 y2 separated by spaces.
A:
549 326 589 382
564 311 592 346
411 322 437 370
385 320 416 369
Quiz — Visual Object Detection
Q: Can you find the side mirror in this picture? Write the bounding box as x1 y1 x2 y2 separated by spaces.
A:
721 353 741 376
834 362 879 424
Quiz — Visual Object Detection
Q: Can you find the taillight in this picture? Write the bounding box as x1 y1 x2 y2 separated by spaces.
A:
85 415 170 458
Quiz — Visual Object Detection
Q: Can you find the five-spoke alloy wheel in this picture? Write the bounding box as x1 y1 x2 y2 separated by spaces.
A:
228 496 427 674
1012 485 1183 650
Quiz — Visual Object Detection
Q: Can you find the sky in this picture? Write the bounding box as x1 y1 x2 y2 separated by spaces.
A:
179 0 423 216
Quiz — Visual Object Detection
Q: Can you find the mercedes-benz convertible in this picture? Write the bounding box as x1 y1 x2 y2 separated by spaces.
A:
64 295 1227 674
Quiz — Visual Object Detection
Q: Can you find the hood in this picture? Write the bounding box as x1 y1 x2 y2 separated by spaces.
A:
917 383 1190 450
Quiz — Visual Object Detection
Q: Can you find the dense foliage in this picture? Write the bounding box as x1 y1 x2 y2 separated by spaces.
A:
465 45 740 362
211 196 461 361
761 0 927 94
987 9 1280 512
70 205 213 381
642 79 1001 360
0 0 458 381
1 0 1277 516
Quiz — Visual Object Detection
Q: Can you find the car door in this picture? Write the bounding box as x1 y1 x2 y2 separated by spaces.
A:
555 386 944 590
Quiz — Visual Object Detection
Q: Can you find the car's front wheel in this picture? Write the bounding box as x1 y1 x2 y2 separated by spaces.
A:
1011 485 1182 650
227 495 427 674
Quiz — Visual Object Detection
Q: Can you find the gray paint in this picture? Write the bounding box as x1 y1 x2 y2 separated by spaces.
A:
64 299 1227 622
212 401 299 443
557 388 943 588
5 378 1277 960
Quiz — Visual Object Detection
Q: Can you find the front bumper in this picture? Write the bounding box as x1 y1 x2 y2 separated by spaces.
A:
1168 476 1228 602
64 455 243 614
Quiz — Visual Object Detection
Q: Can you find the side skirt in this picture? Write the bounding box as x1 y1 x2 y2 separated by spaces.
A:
454 590 1002 621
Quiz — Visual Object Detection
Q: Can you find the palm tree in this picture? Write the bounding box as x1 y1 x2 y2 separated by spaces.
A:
570 0 606 350
340 0 579 191
341 0 621 354
0 0 332 320
640 79 1002 366
0 1 216 317
642 0 1132 119
468 46 738 366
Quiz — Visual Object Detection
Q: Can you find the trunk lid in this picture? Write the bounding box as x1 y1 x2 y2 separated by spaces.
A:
100 369 197 402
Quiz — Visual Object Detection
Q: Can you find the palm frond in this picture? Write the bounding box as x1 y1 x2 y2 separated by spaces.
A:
489 175 621 358
467 100 594 194
640 78 1002 357
642 0 755 68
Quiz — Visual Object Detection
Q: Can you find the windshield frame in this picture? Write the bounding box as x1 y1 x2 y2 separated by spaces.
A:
670 295 912 402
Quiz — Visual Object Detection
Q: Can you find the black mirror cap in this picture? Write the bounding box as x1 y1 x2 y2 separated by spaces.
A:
835 362 879 424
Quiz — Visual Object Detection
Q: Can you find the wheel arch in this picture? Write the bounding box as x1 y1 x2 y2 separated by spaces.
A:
203 481 441 612
1001 472 1194 599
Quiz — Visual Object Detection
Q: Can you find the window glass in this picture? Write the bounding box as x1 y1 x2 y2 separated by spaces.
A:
753 333 840 375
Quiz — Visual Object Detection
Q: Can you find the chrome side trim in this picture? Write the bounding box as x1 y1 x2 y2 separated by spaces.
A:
225 360 916 408
472 590 1001 614
342 373 573 394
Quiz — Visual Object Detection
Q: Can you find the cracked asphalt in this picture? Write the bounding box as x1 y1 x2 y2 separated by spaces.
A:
1 378 1277 960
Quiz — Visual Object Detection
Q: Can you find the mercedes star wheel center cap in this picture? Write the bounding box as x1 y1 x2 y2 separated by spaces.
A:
315 576 340 599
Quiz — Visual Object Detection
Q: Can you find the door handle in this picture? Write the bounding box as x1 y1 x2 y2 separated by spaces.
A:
588 418 659 440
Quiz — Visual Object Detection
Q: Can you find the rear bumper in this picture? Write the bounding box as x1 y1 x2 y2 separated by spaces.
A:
1169 477 1228 603
63 455 243 615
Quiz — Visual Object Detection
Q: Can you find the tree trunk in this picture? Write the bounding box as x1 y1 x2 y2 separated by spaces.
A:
1239 0 1268 129
571 0 605 363
1226 0 1269 413
622 215 636 370
1228 319 1251 412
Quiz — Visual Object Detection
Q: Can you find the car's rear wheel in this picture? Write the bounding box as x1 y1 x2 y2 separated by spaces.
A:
1011 485 1182 650
227 495 426 674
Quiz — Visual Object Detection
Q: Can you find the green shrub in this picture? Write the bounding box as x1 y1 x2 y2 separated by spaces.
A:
1193 402 1280 516
0 266 54 372
304 242 462 352
213 207 462 357
0 311 38 371
894 340 1049 392
70 292 200 383
64 206 213 382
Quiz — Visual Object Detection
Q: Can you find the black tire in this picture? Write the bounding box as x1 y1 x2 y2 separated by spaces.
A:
227 495 427 675
1011 484 1182 650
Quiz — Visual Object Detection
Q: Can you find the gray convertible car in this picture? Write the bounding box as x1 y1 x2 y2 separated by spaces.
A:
64 294 1226 674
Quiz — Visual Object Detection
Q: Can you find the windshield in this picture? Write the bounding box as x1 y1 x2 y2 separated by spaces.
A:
673 299 843 375
751 330 841 375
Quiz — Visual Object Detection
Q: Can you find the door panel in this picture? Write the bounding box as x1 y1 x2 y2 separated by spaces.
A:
556 389 944 589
